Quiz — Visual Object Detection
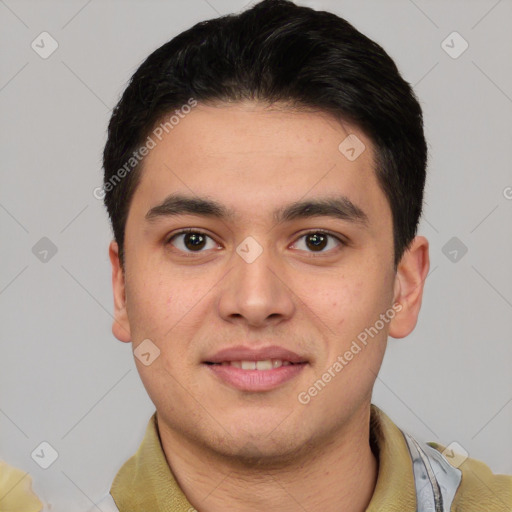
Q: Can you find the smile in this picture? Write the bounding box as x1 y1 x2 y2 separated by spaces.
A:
206 359 300 370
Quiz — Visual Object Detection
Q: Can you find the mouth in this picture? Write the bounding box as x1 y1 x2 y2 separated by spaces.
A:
202 345 309 391
204 359 306 370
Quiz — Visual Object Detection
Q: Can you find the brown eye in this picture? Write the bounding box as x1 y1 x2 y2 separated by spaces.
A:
292 231 343 254
305 232 328 251
167 230 218 253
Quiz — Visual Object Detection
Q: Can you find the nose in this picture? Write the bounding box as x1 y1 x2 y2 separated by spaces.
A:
216 240 296 328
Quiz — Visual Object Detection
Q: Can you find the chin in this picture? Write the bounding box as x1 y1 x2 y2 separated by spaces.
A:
215 439 306 470
207 423 307 466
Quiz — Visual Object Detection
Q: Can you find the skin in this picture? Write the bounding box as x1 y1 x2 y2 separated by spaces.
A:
109 101 429 512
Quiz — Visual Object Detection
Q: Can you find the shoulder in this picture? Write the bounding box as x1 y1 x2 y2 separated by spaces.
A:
427 441 512 511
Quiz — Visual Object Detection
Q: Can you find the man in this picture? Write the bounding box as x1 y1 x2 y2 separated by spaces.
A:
95 0 512 510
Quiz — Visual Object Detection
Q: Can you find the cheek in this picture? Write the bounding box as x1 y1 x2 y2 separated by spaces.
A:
126 270 214 346
319 274 391 340
309 276 365 324
124 273 173 336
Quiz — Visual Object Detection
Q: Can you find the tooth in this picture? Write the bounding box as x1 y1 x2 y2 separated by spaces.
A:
256 359 273 370
225 359 292 370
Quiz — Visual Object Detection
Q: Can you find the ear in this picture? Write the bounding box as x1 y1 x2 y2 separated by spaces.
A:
109 240 131 343
388 236 430 339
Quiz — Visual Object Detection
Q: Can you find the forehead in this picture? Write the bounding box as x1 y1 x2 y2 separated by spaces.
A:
128 102 390 230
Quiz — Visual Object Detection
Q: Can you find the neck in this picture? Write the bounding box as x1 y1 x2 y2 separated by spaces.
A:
157 404 379 512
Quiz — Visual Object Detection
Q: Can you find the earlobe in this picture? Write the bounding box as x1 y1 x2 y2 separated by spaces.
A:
388 236 430 339
109 240 132 343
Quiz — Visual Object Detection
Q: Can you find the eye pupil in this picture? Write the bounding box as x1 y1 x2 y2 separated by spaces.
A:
306 233 327 251
184 232 206 251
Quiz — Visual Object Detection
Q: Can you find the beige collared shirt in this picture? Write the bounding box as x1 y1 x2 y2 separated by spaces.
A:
109 404 512 511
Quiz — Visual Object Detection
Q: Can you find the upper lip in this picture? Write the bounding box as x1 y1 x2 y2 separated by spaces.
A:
204 345 307 363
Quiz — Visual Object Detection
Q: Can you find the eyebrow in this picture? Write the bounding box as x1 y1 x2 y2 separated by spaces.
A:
145 193 369 226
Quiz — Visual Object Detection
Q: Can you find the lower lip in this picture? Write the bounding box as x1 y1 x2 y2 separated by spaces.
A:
204 363 307 391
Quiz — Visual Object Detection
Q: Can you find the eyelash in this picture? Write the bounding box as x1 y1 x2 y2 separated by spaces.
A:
165 228 346 257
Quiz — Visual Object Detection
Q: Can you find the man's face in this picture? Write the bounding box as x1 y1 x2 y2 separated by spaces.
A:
112 102 401 462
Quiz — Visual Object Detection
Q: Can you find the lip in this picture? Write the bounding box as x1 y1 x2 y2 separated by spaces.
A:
205 363 307 391
202 344 308 392
204 345 307 364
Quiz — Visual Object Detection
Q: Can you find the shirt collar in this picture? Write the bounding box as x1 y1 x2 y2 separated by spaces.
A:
111 404 416 511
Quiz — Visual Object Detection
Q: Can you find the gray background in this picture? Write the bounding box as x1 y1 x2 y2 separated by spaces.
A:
1 0 511 510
